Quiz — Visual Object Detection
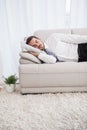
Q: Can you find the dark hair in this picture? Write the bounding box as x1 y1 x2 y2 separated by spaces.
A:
26 36 39 45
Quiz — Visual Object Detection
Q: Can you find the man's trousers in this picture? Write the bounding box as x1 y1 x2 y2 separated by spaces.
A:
78 43 87 62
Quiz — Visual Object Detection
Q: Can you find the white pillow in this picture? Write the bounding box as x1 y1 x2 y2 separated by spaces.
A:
19 58 36 64
20 52 41 64
21 41 42 53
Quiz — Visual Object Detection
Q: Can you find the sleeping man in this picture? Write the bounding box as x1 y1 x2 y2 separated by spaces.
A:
25 35 87 63
26 36 59 63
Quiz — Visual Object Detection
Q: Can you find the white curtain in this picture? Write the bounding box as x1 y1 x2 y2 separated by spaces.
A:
0 0 87 82
0 0 66 80
70 0 87 28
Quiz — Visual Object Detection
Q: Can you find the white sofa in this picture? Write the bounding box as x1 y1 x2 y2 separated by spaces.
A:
19 28 87 94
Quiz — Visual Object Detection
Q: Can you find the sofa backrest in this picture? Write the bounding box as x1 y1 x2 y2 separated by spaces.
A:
34 29 71 42
71 28 87 35
34 28 87 42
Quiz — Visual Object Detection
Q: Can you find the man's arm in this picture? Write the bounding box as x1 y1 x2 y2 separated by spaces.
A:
29 52 57 63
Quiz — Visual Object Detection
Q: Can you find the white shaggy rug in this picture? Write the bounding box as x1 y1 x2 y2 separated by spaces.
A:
0 88 87 130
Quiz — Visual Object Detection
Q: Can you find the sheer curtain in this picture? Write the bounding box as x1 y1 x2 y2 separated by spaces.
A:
0 0 66 80
70 0 87 28
0 0 87 83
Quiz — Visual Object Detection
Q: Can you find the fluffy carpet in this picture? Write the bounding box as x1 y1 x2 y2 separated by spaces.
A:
0 87 87 130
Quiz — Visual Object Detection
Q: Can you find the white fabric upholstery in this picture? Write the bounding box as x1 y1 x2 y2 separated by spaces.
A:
19 28 87 94
20 62 87 73
20 52 41 64
19 58 36 64
46 33 87 44
71 28 87 35
19 63 87 88
21 86 87 93
34 29 71 42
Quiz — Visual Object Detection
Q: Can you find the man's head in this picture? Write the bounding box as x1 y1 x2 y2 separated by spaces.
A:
26 36 45 50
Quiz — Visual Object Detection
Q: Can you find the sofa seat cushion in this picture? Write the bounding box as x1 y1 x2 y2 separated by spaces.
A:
20 62 87 74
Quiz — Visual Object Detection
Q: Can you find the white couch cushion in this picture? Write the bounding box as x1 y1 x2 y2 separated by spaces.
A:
20 62 87 73
34 29 71 42
19 58 36 64
20 52 41 64
71 28 87 35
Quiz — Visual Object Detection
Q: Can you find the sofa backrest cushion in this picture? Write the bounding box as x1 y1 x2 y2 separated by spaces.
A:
71 28 87 35
34 29 71 42
34 29 87 42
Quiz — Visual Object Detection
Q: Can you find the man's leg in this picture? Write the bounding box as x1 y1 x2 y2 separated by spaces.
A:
78 43 87 62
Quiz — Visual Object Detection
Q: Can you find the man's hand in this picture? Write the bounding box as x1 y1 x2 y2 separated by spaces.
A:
29 51 39 57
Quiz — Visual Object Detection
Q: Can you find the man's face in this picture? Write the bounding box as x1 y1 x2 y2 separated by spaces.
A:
28 38 44 50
